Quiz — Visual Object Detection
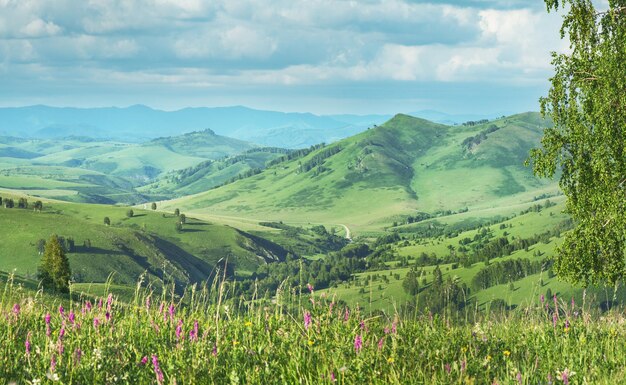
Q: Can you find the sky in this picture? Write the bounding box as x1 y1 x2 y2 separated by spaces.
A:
0 0 575 115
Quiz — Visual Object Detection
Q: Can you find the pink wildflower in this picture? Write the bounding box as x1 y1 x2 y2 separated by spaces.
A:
12 303 20 316
552 312 558 328
45 313 51 324
168 304 175 321
343 308 350 322
304 311 312 330
50 354 57 372
25 334 31 356
140 356 148 365
445 363 451 374
330 372 336 382
307 283 314 293
107 293 113 312
97 298 103 310
377 337 384 350
146 297 151 311
176 320 184 341
93 317 100 329
354 335 363 353
75 348 82 365
105 312 111 322
69 311 75 325
152 355 164 385
59 305 64 316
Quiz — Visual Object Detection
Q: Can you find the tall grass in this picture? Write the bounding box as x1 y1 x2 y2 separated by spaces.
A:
1 273 625 384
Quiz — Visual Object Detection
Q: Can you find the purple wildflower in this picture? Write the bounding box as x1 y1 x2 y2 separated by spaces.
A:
360 320 365 330
105 312 111 322
12 303 20 316
343 308 350 322
562 370 569 385
176 319 184 341
307 283 314 293
392 322 397 334
158 302 165 314
45 313 51 324
50 354 57 372
59 305 64 316
378 337 384 350
540 294 545 303
107 293 113 312
168 304 175 321
212 344 218 356
189 320 199 341
93 317 100 329
59 327 65 339
152 355 164 385
461 359 466 372
552 312 558 328
330 372 336 382
354 335 363 353
75 348 82 365
140 356 148 365
445 363 451 374
304 311 312 330
25 335 31 356
69 311 75 325
97 298 103 310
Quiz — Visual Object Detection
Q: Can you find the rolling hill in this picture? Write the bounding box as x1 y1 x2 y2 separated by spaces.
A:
0 192 289 288
159 112 559 233
0 130 260 203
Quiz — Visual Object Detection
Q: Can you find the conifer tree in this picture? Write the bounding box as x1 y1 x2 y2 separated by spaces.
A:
38 235 72 293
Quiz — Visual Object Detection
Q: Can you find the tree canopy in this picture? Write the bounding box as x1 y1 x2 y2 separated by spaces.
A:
38 235 72 293
530 0 626 286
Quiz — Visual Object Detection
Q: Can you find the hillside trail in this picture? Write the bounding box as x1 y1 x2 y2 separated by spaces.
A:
340 224 352 241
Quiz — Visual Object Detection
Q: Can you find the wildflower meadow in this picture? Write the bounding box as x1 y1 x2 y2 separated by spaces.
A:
1 275 626 384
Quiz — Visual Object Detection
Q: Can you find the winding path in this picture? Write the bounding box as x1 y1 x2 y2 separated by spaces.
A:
339 224 352 241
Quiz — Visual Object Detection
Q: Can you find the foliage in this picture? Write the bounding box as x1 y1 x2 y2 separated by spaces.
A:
3 277 622 384
126 209 134 218
530 0 626 285
37 235 72 293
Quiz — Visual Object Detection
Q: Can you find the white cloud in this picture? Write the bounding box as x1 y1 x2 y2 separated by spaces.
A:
20 18 61 37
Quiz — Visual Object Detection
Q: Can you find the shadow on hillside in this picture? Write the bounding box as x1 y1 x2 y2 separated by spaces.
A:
179 228 204 233
185 222 209 226
73 246 124 255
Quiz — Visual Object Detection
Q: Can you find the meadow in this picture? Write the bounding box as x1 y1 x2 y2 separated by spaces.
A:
1 274 624 384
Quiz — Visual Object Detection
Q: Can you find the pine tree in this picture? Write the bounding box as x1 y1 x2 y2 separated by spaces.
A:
38 235 72 293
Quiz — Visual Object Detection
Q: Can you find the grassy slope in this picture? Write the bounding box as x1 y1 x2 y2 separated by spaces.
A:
0 193 287 287
0 131 258 203
139 150 285 197
161 113 558 233
319 200 578 313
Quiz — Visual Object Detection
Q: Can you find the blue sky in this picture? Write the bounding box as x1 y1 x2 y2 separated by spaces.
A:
0 0 578 115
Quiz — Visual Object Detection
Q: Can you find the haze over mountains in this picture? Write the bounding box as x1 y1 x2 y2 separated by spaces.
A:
0 105 506 149
0 105 390 148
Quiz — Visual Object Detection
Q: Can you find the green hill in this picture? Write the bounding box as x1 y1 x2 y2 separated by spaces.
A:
139 148 291 197
160 113 559 233
0 130 258 203
0 193 288 288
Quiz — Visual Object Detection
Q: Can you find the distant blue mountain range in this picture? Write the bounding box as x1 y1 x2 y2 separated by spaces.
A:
0 105 502 148
0 105 390 148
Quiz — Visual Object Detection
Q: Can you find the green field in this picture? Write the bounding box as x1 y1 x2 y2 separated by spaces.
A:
160 113 558 234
